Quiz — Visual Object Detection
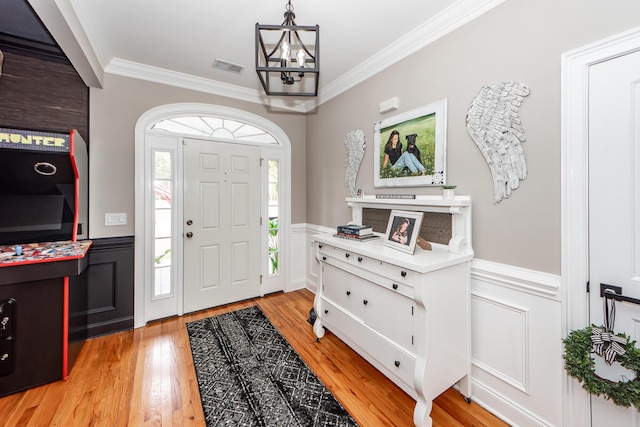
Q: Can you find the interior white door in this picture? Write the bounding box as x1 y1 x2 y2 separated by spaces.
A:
588 49 640 426
183 138 261 313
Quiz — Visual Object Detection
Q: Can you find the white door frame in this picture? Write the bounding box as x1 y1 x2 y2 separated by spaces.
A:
561 26 640 427
134 103 292 328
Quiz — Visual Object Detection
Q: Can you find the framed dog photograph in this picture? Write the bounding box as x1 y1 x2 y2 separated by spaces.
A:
383 210 424 254
374 98 447 188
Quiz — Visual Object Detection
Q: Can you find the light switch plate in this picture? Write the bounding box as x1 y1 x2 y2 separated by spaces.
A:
105 213 127 226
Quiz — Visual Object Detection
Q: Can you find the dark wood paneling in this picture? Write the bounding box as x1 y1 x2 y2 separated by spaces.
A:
0 51 88 139
363 207 452 245
78 237 135 338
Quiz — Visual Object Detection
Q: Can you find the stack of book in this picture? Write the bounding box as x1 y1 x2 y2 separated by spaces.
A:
334 224 379 241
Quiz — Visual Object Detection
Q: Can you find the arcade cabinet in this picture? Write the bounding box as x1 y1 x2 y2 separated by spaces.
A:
0 128 91 396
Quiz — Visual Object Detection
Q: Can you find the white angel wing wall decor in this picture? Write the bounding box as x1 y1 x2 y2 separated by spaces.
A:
344 129 366 197
466 81 530 204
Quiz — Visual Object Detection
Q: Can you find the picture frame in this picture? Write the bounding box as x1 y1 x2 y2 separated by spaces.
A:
374 98 447 188
383 210 424 254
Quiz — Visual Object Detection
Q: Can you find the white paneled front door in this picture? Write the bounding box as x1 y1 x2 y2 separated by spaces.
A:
588 49 640 425
182 138 261 313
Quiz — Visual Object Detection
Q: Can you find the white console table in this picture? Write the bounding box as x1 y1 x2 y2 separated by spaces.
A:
312 195 473 427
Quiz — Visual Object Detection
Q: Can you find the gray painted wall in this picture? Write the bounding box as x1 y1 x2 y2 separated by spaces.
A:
85 1 640 275
88 73 307 238
305 0 640 275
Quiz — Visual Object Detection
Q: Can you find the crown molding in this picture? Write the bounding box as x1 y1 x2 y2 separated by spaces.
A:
305 0 507 111
105 58 309 113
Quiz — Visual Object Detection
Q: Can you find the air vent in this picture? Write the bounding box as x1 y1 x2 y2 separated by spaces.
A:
213 59 245 74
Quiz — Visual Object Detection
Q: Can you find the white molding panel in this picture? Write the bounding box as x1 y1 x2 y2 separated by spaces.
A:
472 293 530 394
471 260 562 427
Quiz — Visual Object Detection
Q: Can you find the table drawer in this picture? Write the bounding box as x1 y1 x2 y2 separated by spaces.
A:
377 260 415 285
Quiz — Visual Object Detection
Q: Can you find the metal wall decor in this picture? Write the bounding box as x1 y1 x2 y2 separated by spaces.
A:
466 81 530 204
255 1 319 96
344 129 366 197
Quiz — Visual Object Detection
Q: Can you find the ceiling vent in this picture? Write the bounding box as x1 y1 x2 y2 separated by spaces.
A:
213 59 245 74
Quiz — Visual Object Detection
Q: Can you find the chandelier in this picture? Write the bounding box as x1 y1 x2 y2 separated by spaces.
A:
255 1 319 96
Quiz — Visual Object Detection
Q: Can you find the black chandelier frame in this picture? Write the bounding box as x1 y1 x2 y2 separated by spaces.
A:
255 2 319 97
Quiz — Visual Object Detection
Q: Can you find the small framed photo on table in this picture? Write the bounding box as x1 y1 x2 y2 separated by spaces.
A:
383 210 424 254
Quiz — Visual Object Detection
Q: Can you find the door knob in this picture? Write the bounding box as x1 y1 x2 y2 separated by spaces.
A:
186 232 193 238
186 220 193 225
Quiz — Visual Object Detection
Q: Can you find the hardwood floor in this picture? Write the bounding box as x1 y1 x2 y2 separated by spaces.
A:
0 289 508 426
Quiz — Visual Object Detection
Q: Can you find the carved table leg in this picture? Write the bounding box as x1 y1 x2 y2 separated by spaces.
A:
413 398 433 427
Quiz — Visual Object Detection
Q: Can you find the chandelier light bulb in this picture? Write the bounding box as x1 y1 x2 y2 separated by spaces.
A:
296 48 306 68
280 41 291 67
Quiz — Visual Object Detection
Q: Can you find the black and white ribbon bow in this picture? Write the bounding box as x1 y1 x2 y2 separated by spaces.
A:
591 326 627 365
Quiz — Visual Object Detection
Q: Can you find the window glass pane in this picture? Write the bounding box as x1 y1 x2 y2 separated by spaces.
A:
154 266 172 297
153 149 172 297
155 152 172 179
154 181 171 209
268 216 279 275
153 120 202 135
152 116 279 144
268 183 279 204
268 160 279 181
222 119 243 132
212 128 235 139
155 209 171 239
267 159 280 276
155 238 172 267
174 117 212 134
238 133 277 144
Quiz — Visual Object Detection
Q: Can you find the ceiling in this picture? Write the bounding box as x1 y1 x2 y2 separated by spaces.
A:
4 0 504 112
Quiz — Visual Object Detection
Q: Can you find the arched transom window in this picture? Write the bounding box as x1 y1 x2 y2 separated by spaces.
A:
151 116 278 144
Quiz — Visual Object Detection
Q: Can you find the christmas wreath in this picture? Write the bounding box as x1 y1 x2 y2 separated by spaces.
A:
563 325 640 409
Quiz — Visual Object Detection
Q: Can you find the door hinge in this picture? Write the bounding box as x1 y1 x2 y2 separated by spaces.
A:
260 275 263 284
411 306 414 316
260 158 264 166
412 335 414 345
260 216 263 226
586 280 590 293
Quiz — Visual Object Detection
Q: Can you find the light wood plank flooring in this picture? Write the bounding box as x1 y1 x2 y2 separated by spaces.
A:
0 289 508 426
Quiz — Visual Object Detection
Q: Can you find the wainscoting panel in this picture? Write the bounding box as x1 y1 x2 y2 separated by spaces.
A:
84 236 134 338
472 294 530 393
290 224 310 291
471 260 562 427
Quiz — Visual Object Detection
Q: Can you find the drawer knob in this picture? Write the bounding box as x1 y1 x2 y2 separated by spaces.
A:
346 291 351 296
357 257 363 262
394 360 401 367
322 256 327 261
345 253 350 258
319 244 323 248
324 309 329 314
401 271 407 277
363 299 368 305
392 283 398 290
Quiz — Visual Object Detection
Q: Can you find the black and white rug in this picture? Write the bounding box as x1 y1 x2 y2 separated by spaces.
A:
186 305 358 427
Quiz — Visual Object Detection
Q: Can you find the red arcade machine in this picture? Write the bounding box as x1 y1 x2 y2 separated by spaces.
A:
0 128 90 396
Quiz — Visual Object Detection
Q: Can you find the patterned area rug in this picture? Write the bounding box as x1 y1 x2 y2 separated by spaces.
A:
186 305 358 427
